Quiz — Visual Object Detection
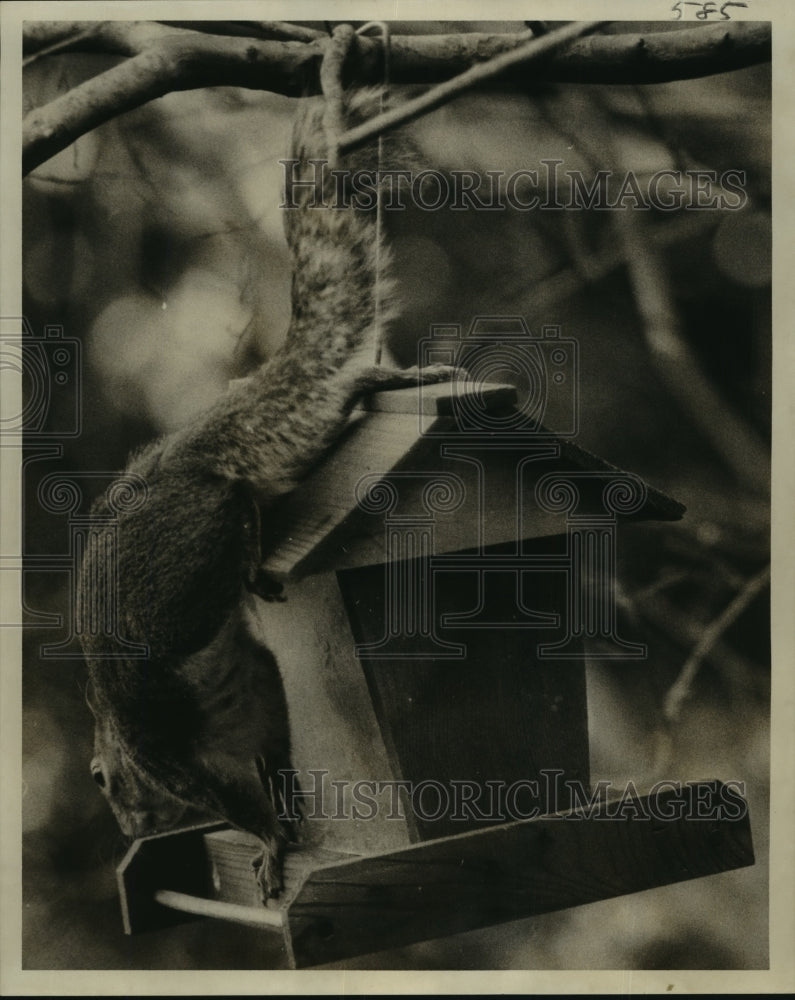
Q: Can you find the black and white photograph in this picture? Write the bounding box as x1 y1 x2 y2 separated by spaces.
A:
2 1 793 993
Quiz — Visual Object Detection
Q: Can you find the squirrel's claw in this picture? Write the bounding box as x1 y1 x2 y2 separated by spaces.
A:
251 844 285 902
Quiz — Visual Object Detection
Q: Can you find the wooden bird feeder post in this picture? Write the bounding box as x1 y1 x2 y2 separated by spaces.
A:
117 321 754 967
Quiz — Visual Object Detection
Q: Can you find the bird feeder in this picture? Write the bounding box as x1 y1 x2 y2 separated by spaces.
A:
117 348 754 968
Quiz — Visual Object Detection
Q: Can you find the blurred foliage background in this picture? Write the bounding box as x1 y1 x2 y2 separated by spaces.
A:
21 21 770 970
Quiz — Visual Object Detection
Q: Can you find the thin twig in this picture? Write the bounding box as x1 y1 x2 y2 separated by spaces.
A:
22 25 100 68
250 21 327 43
663 564 771 723
338 21 606 155
487 210 722 317
634 588 761 690
572 81 772 495
23 20 176 55
616 206 771 494
157 21 327 43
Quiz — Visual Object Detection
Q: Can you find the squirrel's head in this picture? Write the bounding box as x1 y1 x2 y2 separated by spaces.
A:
90 707 188 839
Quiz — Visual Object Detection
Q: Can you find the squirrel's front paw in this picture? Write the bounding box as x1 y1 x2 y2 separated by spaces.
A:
251 846 284 903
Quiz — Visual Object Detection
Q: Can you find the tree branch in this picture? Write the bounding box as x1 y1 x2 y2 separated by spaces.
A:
338 21 605 156
158 21 329 43
663 564 771 723
615 204 772 496
23 21 771 176
22 25 102 67
23 30 310 176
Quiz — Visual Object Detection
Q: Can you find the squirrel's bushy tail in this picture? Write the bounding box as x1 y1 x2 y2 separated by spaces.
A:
280 89 402 370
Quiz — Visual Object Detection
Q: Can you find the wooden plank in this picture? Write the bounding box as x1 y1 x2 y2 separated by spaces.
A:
247 575 412 856
259 405 684 580
283 780 754 967
261 411 432 579
263 431 576 579
117 783 753 968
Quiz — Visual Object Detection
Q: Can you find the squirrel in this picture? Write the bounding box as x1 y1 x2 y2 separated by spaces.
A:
80 48 458 902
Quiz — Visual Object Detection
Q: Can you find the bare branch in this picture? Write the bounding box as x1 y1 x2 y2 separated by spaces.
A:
23 31 310 176
633 588 761 692
157 21 328 43
549 21 770 84
663 564 771 723
22 20 771 81
23 21 98 54
615 206 771 495
23 20 200 57
338 21 606 156
22 24 102 66
510 211 722 316
23 22 771 176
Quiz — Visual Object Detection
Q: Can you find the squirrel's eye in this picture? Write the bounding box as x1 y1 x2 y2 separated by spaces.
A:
91 763 106 789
